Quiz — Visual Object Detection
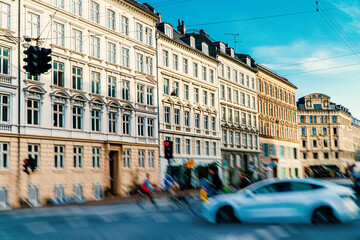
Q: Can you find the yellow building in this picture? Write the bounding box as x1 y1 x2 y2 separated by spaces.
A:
256 64 300 178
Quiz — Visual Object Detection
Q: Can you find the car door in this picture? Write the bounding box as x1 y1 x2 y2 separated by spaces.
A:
241 182 292 223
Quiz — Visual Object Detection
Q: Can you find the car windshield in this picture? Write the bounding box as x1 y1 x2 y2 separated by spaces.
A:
237 179 278 193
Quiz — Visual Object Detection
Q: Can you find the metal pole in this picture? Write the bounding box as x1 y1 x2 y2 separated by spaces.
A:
17 0 22 206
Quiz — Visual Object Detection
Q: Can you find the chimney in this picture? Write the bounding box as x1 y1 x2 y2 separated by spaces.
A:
199 29 210 39
156 13 161 23
177 19 186 35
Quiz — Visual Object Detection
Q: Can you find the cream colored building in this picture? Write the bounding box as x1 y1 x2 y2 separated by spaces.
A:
298 93 354 176
0 0 159 208
351 117 360 166
157 22 221 186
256 64 300 178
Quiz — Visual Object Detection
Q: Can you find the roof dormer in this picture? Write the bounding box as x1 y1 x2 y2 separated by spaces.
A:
226 47 234 57
202 42 209 55
246 57 251 66
190 36 195 48
164 23 173 39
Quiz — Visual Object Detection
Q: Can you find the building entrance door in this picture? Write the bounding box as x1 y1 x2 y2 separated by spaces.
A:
109 151 119 195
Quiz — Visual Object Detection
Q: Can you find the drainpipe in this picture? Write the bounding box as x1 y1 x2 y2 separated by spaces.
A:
17 0 22 206
155 31 161 185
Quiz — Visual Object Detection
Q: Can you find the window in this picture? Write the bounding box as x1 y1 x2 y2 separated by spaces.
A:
0 2 10 30
72 0 82 15
223 130 227 143
145 27 152 45
184 85 189 100
27 144 40 169
163 79 169 95
324 140 328 147
91 109 101 132
138 150 145 168
195 113 200 128
333 127 337 135
202 43 209 55
240 92 245 105
194 88 199 102
241 112 246 125
148 151 155 169
122 115 130 135
312 127 316 135
322 127 327 135
173 82 179 96
202 67 207 80
93 182 103 200
229 131 234 144
121 16 129 36
27 99 39 125
313 152 318 159
335 152 339 158
183 59 188 74
137 85 144 103
53 104 64 128
137 117 144 136
108 112 116 133
0 143 8 169
145 57 153 75
53 62 65 87
205 141 210 155
163 50 169 67
73 146 83 168
107 42 116 63
184 111 190 127
91 72 100 94
106 9 115 30
324 152 329 159
332 116 336 123
212 117 216 131
90 36 100 58
29 185 40 206
164 107 170 123
27 13 40 38
193 63 198 77
221 85 225 98
121 80 130 100
186 139 191 154
301 127 305 135
107 76 116 98
136 54 144 72
72 106 82 129
55 184 65 200
334 139 338 147
213 142 217 156
92 147 101 168
263 143 270 157
147 119 154 137
72 29 82 52
247 94 251 107
300 116 305 123
234 90 239 103
235 111 239 123
196 140 201 155
302 140 306 147
173 54 178 70
123 149 131 168
227 87 231 101
313 140 317 147
280 146 284 158
175 138 181 154
72 67 82 90
211 93 215 107
174 109 180 125
228 109 233 121
204 115 209 130
203 91 208 105
90 1 99 23
53 22 64 47
210 69 214 83
0 95 8 123
74 183 83 199
235 132 241 145
121 48 129 68
227 67 230 79
146 87 154 105
242 133 247 147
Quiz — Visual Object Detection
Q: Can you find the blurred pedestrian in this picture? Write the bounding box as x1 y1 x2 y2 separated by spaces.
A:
140 173 158 208
239 173 251 189
209 168 223 191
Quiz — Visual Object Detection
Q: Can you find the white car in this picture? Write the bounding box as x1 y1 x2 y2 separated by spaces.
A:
202 178 359 224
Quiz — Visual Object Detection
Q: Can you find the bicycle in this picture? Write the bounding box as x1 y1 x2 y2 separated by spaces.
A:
135 184 159 209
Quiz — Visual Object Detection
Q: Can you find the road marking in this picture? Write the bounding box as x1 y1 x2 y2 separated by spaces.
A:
65 216 88 228
255 228 277 240
281 224 300 235
268 225 290 238
150 213 168 223
23 221 56 235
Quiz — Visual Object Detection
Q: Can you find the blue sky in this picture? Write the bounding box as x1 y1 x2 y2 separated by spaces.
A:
145 0 360 118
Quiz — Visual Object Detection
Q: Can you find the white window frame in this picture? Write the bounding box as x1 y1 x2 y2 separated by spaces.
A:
92 147 101 168
73 146 83 168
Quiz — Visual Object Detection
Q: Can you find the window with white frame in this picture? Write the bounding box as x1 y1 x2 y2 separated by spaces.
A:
55 184 65 199
148 150 154 168
0 143 8 169
27 12 40 38
194 88 199 102
28 144 39 168
72 67 82 90
0 186 9 209
173 81 179 96
91 72 100 94
72 105 83 129
27 99 39 125
0 95 9 123
184 85 189 100
202 66 207 80
106 9 115 30
73 146 83 168
204 115 209 130
0 2 10 30
196 140 201 155
92 147 101 168
108 112 116 133
163 50 169 67
186 139 191 154
234 90 239 103
210 69 214 83
26 72 39 81
72 29 82 52
233 70 238 82
211 93 215 107
136 23 143 42
53 0 64 8
173 54 178 70
235 110 239 123
184 111 190 127
203 91 208 105
136 54 144 72
90 1 99 23
213 142 217 156
202 43 209 55
242 133 247 147
53 103 64 128
137 117 144 136
211 117 216 131
145 27 152 45
147 87 153 105
221 85 225 98
205 141 210 155
164 107 170 123
227 67 230 79
74 183 83 198
174 109 180 125
53 22 64 46
107 42 116 63
122 115 130 135
123 149 130 168
53 62 64 87
90 36 100 58
121 16 129 36
121 48 129 68
165 24 173 38
146 57 153 75
93 182 103 200
121 80 130 100
29 185 40 206
108 76 116 98
183 58 188 73
240 92 245 105
175 138 181 154
91 109 101 132
193 63 198 77
137 84 144 103
138 150 145 168
195 113 200 128
163 79 169 95
147 118 154 137
236 132 241 145
72 0 82 16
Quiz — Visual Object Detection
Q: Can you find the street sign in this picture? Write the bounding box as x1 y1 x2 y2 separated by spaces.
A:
186 159 195 169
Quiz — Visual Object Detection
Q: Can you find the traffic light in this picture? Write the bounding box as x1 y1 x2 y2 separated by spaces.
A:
38 48 52 74
23 46 40 76
27 157 37 172
164 140 173 160
23 159 30 175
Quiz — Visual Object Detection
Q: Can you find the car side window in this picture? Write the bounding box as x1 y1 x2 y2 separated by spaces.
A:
290 182 323 191
253 182 291 194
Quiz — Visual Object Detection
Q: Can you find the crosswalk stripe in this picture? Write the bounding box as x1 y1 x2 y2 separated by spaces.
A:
255 228 277 240
23 221 56 235
268 225 290 238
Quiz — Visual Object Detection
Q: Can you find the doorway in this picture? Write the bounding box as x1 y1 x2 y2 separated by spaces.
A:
109 151 119 195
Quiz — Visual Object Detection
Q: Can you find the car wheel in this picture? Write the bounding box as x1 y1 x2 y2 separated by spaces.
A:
215 206 237 223
311 207 338 224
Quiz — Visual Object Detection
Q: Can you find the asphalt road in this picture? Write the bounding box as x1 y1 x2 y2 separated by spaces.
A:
0 179 359 240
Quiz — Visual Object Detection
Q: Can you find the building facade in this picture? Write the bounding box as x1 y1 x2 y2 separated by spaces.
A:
0 0 159 208
256 64 300 178
157 21 221 187
215 45 260 186
298 93 354 176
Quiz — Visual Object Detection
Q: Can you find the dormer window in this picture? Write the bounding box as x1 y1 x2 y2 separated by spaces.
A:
220 43 225 53
190 36 195 48
164 24 173 39
246 57 251 66
202 42 209 55
230 48 234 57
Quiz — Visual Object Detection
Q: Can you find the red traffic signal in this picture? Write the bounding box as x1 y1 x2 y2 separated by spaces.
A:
164 140 173 160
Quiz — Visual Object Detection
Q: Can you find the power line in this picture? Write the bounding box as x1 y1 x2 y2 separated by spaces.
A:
284 62 360 76
153 0 192 7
